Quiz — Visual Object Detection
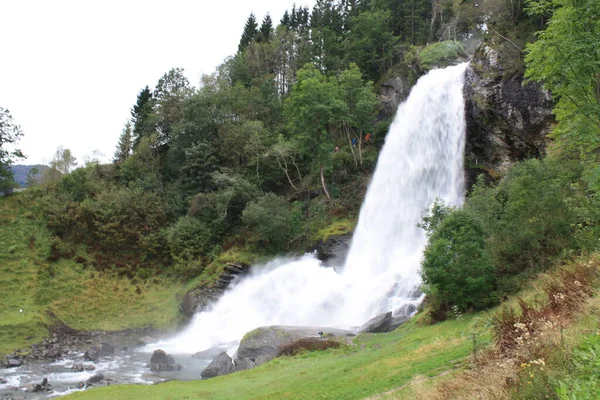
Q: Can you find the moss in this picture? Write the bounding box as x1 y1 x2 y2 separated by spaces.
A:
418 41 467 71
313 218 355 242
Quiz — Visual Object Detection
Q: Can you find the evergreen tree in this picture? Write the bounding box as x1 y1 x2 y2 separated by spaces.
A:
130 86 157 148
239 13 259 52
114 121 133 163
258 13 273 43
281 10 291 28
153 67 194 146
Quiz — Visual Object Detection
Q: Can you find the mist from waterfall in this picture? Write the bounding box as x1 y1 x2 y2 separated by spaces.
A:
148 62 469 355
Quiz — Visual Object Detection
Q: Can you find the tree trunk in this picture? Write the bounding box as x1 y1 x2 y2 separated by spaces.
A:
320 165 331 201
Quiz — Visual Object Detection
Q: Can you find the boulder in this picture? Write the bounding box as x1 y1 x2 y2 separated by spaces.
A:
200 352 234 379
6 359 22 368
191 347 227 360
236 326 354 367
357 312 409 334
149 349 182 372
379 76 409 118
312 233 352 265
25 377 53 393
84 342 114 361
180 263 249 317
463 43 553 185
85 373 105 385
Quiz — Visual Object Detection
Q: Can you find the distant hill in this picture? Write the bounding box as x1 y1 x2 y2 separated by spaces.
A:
10 164 51 187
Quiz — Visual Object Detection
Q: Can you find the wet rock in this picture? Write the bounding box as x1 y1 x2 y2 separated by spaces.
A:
84 342 114 361
86 373 105 385
0 377 6 384
71 364 95 372
357 312 409 333
312 233 352 265
379 76 409 119
25 377 53 393
232 356 255 372
200 352 233 379
149 350 182 372
180 263 249 317
8 359 22 368
191 347 227 360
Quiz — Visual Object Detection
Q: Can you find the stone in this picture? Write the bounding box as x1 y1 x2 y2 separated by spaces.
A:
84 342 114 361
180 263 249 317
7 359 21 368
312 233 352 265
357 312 409 334
191 347 227 360
200 352 234 379
85 373 104 385
236 326 354 367
149 350 182 372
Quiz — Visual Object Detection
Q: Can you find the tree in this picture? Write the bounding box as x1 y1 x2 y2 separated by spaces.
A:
0 107 25 188
131 86 157 148
239 13 259 52
258 13 273 43
153 68 194 146
114 121 133 163
525 0 600 162
421 210 496 313
50 146 77 175
284 64 337 199
242 192 295 252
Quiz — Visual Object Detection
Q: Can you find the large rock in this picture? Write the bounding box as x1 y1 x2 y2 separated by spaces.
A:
312 233 352 265
192 347 227 360
84 342 114 361
379 76 409 118
236 326 354 367
180 263 249 317
357 312 409 334
200 352 234 379
149 350 182 372
464 43 553 183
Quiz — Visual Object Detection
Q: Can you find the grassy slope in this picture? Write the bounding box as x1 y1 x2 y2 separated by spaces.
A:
65 315 482 400
0 194 185 354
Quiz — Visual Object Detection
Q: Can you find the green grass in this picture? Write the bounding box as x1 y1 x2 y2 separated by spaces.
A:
418 41 466 71
64 314 482 400
0 194 185 354
314 218 355 242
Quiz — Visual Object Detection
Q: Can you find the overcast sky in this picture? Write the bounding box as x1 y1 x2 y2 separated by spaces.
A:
0 0 315 165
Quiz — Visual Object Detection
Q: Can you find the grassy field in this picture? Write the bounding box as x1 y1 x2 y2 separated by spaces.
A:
63 313 485 400
0 194 185 354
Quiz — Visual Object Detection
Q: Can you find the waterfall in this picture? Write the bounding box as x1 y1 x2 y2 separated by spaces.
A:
149 63 468 354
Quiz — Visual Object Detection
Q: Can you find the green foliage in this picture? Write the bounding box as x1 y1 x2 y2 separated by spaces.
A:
525 0 600 155
0 107 25 188
167 216 212 262
557 334 600 399
422 210 496 313
418 41 466 71
242 193 295 252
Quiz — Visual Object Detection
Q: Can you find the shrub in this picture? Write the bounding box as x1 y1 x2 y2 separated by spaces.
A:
418 41 466 71
242 193 295 252
278 338 340 357
421 209 496 314
166 216 213 262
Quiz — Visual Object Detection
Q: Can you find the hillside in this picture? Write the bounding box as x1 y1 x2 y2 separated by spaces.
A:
9 165 50 188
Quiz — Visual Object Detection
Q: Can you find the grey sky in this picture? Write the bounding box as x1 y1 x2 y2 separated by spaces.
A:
0 0 315 165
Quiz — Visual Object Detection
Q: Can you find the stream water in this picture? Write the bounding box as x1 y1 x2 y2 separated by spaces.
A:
0 62 468 398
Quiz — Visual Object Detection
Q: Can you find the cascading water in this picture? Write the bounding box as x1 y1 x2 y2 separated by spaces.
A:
148 62 469 355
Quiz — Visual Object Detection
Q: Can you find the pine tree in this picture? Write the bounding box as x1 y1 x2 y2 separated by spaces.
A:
258 13 273 43
238 13 259 52
114 121 133 163
280 10 291 28
131 86 156 148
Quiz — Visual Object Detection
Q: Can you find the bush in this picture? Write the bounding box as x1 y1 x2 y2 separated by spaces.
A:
421 209 496 313
418 41 466 71
242 193 295 252
166 216 213 262
278 338 340 357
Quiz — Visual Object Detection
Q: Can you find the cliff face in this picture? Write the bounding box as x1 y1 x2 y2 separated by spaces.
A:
378 43 555 185
463 44 554 183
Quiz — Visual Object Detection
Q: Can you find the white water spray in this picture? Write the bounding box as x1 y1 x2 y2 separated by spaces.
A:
150 63 468 355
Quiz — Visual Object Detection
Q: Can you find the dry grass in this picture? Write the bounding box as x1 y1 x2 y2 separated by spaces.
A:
278 337 341 357
405 257 600 400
